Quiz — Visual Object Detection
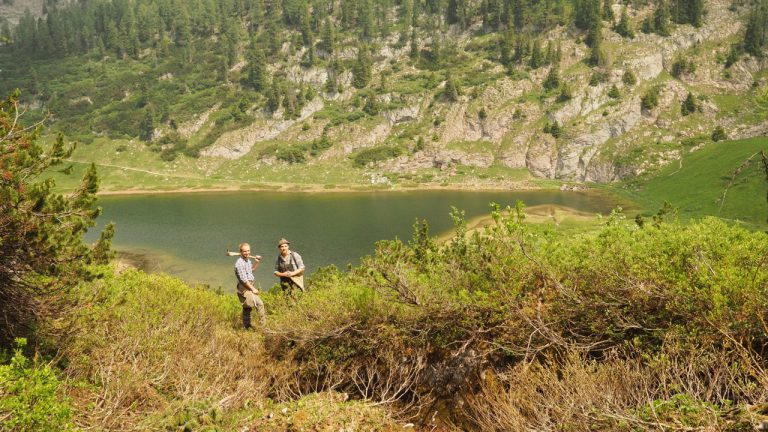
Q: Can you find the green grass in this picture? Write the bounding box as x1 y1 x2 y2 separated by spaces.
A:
612 137 768 227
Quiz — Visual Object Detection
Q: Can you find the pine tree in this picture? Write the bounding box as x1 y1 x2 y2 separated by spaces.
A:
320 19 336 55
543 67 560 90
443 72 460 101
603 0 615 22
352 45 373 88
681 92 697 115
246 48 268 91
743 6 766 57
688 0 704 27
266 78 282 113
513 0 526 29
139 108 155 142
608 84 621 98
654 0 671 36
529 39 543 68
585 0 603 48
614 7 635 38
588 33 607 66
0 91 111 345
409 29 419 59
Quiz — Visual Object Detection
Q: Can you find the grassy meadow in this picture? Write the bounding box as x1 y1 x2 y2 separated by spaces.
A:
612 136 768 229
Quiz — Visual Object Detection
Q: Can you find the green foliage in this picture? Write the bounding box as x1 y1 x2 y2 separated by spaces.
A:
542 67 560 91
637 393 718 427
0 91 110 344
711 126 727 142
620 137 768 225
557 83 573 102
442 74 461 101
607 84 621 98
352 146 403 167
352 45 373 89
681 92 698 115
742 0 767 57
263 201 768 428
589 71 608 86
614 7 635 38
671 56 696 78
276 145 307 164
641 85 662 110
543 121 563 138
0 338 74 431
623 69 637 85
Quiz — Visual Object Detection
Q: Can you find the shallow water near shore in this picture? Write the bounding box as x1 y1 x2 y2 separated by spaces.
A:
87 189 623 291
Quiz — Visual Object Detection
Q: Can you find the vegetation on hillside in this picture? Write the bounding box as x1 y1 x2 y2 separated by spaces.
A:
0 0 764 180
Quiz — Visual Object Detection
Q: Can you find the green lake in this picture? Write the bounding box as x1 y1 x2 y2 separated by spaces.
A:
89 189 622 291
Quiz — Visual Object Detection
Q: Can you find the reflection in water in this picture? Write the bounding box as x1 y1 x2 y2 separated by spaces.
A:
90 190 622 291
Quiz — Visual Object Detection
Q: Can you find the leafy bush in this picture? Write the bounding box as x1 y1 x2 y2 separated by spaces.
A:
263 208 768 427
543 121 562 137
711 126 728 142
0 338 74 431
671 57 696 78
352 146 404 167
276 145 307 164
641 85 662 110
623 69 637 85
607 84 621 99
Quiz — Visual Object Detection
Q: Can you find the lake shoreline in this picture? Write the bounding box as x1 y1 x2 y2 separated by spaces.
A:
95 180 571 196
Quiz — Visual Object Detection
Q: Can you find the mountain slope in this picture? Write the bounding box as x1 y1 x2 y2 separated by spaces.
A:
0 0 766 193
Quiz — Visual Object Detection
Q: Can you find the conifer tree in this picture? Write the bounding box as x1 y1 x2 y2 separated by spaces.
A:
529 39 543 68
614 7 635 38
654 0 671 36
443 72 460 101
320 19 336 55
266 77 282 113
0 91 111 345
139 108 155 142
353 45 373 88
409 29 419 59
623 68 637 85
246 47 268 92
681 91 697 115
688 0 704 27
603 0 615 22
743 5 767 57
513 0 526 29
543 67 560 90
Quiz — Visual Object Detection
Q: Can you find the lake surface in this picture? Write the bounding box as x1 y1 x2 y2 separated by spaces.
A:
88 189 621 291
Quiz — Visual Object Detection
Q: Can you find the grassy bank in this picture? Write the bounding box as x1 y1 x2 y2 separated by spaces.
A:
609 136 768 229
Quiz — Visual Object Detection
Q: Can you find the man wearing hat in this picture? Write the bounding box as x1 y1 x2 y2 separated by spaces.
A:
274 238 305 294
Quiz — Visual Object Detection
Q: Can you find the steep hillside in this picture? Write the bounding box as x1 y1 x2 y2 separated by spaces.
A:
0 0 766 192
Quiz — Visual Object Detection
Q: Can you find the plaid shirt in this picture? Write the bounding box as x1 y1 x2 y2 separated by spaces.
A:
234 257 254 284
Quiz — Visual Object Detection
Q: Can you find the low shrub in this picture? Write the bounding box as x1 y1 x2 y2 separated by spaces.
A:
352 146 404 167
0 339 75 431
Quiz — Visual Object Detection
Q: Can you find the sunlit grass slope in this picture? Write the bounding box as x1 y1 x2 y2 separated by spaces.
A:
617 137 768 227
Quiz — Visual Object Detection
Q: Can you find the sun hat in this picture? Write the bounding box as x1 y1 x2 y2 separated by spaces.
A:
277 238 290 246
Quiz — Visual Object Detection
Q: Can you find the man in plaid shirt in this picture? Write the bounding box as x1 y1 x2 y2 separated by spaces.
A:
234 243 266 329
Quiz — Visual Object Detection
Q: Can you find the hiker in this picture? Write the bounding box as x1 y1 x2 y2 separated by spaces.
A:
273 238 305 294
232 243 266 329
